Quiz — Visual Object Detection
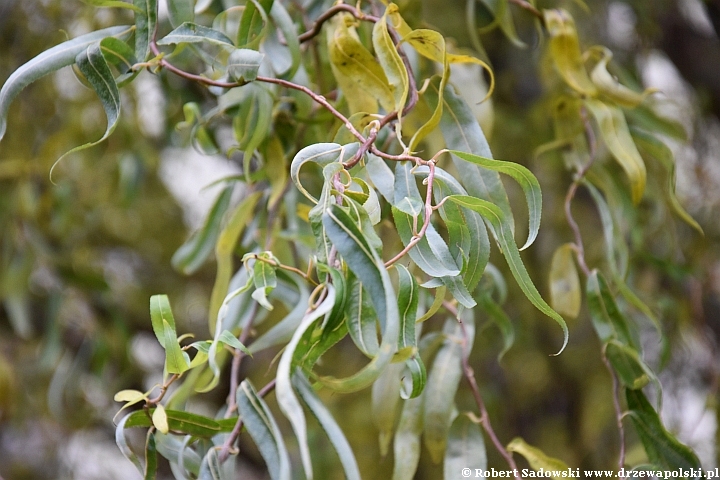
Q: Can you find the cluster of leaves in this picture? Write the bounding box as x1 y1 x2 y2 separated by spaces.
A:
0 0 706 478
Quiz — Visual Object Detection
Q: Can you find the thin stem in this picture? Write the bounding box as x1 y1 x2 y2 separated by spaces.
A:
564 108 598 278
384 161 437 268
224 303 259 418
248 253 319 286
218 378 277 463
147 374 179 405
457 317 522 480
602 354 626 477
297 4 380 43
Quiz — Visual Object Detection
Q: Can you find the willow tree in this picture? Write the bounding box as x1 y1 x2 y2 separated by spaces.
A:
0 0 707 478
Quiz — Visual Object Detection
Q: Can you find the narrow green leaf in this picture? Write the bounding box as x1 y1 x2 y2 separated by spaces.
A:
543 9 597 96
478 293 515 361
292 372 362 480
366 153 395 203
290 143 343 203
172 185 233 275
237 0 273 49
447 195 569 354
392 395 424 480
479 0 526 48
396 265 419 352
632 129 703 234
586 270 638 350
605 341 650 390
81 0 143 12
549 243 581 319
444 414 487 479
167 0 194 28
448 150 542 251
99 37 138 78
0 26 131 142
269 1 301 79
345 273 380 357
157 23 234 47
237 380 291 480
318 205 400 392
276 286 336 480
424 316 473 463
48 43 121 177
585 99 647 204
150 294 176 348
506 437 574 478
198 448 230 480
217 330 251 355
427 77 514 234
116 413 144 475
163 319 190 374
626 389 702 470
227 49 264 82
415 165 490 294
134 0 158 60
249 277 310 354
124 409 224 436
392 162 461 278
372 362 403 456
373 9 409 118
144 429 158 480
251 253 277 311
208 192 262 335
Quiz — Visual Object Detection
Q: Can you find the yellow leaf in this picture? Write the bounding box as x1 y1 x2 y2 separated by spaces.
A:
507 437 575 479
327 14 394 114
549 243 581 319
585 99 647 204
152 403 169 434
113 389 146 403
589 46 657 108
543 9 597 96
373 8 409 120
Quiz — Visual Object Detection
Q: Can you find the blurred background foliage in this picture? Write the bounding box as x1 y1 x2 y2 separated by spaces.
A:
1 0 720 478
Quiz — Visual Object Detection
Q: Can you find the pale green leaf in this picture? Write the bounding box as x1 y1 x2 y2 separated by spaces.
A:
543 9 597 96
444 414 487 479
626 389 702 470
507 437 574 479
157 23 234 47
427 78 514 234
237 380 291 480
447 195 568 354
134 0 157 61
269 1 301 79
0 25 131 142
292 372 361 480
167 0 194 28
318 205 400 392
449 150 542 251
584 98 646 204
276 286 336 480
290 143 343 203
81 0 143 12
424 316 473 463
237 0 273 50
372 360 404 456
172 185 233 275
227 49 264 82
150 294 176 348
163 319 190 374
391 395 423 480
